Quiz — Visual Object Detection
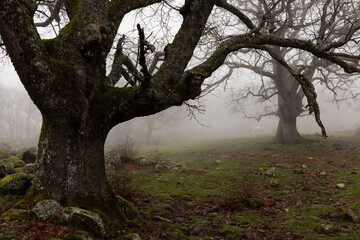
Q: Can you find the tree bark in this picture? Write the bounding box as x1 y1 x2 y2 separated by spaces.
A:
35 117 111 205
276 94 302 144
273 59 303 145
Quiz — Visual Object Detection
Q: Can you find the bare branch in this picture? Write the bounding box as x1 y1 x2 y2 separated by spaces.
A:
215 0 256 31
35 0 64 27
137 24 152 86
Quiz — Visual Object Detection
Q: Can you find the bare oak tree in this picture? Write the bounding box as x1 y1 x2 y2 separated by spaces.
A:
198 0 360 144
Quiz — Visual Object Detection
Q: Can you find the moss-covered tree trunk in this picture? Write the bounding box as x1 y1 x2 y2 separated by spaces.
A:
0 0 217 224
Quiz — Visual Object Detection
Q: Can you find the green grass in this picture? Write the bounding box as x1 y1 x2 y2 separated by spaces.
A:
2 134 360 239
130 135 360 239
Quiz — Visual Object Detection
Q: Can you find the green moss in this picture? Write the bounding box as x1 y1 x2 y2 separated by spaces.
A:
343 205 360 222
65 0 80 17
232 215 251 225
90 84 139 118
306 205 334 218
314 223 341 234
269 178 280 187
182 194 192 201
0 172 33 194
0 235 17 240
42 38 56 56
49 57 73 89
308 216 322 222
275 163 288 168
219 224 242 240
18 183 50 206
3 157 25 168
2 208 29 222
58 18 78 42
116 196 139 219
68 191 139 233
0 163 15 176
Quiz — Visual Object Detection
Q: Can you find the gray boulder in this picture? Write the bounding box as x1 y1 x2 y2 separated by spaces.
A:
22 163 36 174
62 207 106 237
21 147 37 164
155 164 165 173
31 200 61 220
263 168 276 177
343 207 360 222
0 172 33 194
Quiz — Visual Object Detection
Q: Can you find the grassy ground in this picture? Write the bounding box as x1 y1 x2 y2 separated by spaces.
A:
1 134 360 239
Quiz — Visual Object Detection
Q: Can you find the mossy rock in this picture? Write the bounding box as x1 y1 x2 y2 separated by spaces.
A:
219 224 243 240
66 192 139 235
268 178 280 188
31 199 61 220
0 163 15 178
2 157 26 168
2 208 30 222
62 207 106 238
21 147 37 164
343 205 360 222
22 163 36 174
116 196 138 220
258 163 268 173
314 223 341 234
0 172 33 194
232 215 251 225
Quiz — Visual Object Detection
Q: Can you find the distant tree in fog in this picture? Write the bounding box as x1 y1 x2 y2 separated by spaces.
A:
0 84 41 140
198 0 360 144
1 0 360 228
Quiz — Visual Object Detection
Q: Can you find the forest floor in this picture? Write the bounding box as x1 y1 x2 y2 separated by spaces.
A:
1 133 360 239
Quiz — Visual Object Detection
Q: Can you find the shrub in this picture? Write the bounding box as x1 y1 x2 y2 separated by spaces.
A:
107 137 139 169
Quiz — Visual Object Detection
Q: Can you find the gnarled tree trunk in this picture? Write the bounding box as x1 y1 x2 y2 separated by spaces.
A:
0 0 216 229
36 116 111 205
276 94 302 144
273 59 303 144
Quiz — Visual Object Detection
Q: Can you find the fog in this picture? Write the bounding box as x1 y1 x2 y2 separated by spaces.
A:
1 60 359 148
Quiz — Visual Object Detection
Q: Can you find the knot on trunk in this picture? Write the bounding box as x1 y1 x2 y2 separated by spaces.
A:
81 40 101 60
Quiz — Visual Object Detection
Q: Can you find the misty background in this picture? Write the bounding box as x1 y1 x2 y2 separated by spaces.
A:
1 3 360 149
1 62 359 148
